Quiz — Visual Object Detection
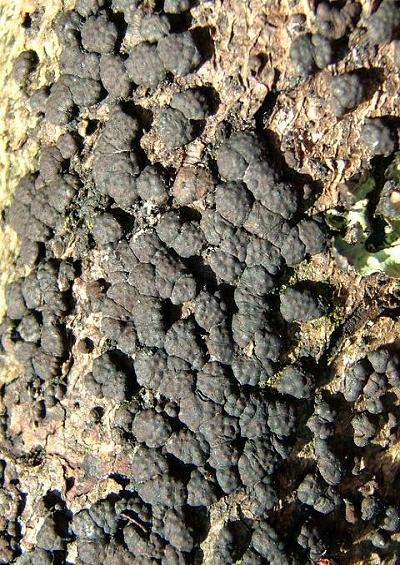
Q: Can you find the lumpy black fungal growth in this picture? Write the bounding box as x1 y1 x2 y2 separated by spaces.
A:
366 0 400 45
289 1 361 78
330 73 365 116
360 118 396 156
2 1 400 564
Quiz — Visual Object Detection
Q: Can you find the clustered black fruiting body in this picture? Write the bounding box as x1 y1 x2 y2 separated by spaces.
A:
366 0 400 46
289 0 400 127
290 33 335 76
360 118 396 156
330 72 366 117
1 1 400 564
289 1 361 77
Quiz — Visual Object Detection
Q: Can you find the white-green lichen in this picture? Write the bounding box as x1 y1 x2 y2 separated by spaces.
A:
329 153 400 278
